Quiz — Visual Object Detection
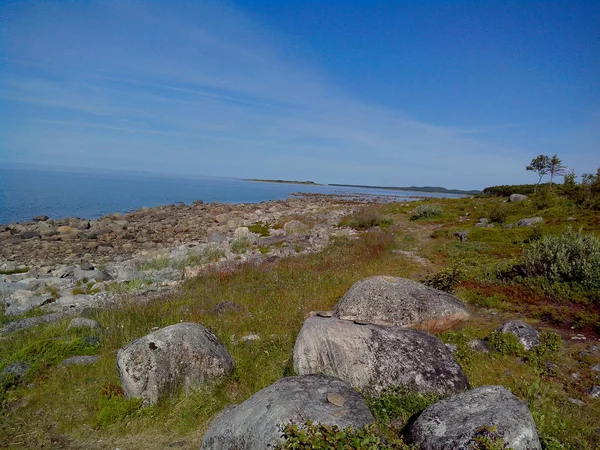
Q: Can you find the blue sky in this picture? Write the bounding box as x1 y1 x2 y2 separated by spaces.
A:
0 0 598 189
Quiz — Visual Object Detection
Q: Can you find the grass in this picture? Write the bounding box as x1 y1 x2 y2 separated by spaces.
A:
0 267 29 275
0 195 599 449
137 246 226 271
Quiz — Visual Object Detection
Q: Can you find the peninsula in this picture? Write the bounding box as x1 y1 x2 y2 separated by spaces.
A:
246 178 323 186
328 183 480 195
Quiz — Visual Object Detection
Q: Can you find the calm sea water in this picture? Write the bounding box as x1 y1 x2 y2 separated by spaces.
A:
0 164 463 224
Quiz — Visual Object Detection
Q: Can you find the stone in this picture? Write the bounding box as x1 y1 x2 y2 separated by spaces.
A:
496 320 540 350
213 301 241 315
67 317 102 331
454 231 468 242
62 355 100 365
283 220 309 235
468 339 490 352
20 231 41 240
33 215 50 222
568 398 585 406
241 333 260 344
333 276 469 331
509 194 528 202
83 336 101 346
516 217 544 227
293 317 469 396
407 386 542 450
589 386 600 399
1 361 30 378
200 374 374 450
445 343 458 353
117 322 234 405
0 313 65 334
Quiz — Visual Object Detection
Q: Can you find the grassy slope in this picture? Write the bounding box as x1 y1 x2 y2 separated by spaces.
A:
1 196 599 449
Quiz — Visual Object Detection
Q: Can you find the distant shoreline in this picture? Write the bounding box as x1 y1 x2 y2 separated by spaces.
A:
328 183 480 195
246 178 324 186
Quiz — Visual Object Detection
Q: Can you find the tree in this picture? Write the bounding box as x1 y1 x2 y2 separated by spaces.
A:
548 154 566 183
526 154 551 192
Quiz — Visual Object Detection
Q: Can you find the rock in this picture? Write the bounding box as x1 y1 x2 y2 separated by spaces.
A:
20 231 41 240
496 320 540 350
200 374 374 450
589 386 600 399
283 220 309 235
591 364 600 372
454 231 468 242
234 227 250 239
0 313 65 334
83 336 101 346
1 361 30 379
333 276 469 331
62 355 100 365
468 339 490 352
213 301 241 315
67 317 102 331
509 194 528 202
516 217 543 227
33 215 50 222
568 398 585 406
117 322 234 405
241 333 260 344
407 386 542 450
445 343 458 353
293 317 469 396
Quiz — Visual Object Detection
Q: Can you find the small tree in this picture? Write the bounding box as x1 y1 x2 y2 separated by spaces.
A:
548 154 566 183
526 154 551 192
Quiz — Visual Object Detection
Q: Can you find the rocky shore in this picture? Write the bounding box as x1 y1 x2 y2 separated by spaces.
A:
1 194 371 326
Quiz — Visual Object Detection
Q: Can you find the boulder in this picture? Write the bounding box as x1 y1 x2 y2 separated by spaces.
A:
509 194 528 202
33 215 50 222
117 322 234 405
496 320 540 350
407 385 542 450
293 317 469 396
333 276 469 332
283 220 309 235
516 217 543 227
67 317 102 331
200 374 374 450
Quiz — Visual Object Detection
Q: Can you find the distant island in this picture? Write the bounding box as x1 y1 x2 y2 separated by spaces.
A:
246 179 324 186
328 184 481 195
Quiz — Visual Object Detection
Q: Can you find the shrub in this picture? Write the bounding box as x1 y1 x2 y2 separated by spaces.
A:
423 267 462 293
339 206 390 229
96 383 143 427
410 204 442 220
488 332 525 356
531 186 557 210
367 386 438 427
230 237 250 254
275 421 416 450
247 221 270 237
487 204 509 224
520 228 600 289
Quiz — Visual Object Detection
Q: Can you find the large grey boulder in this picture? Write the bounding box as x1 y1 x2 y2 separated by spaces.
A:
407 385 542 449
117 322 234 405
293 317 469 396
497 320 540 350
200 374 374 450
333 276 469 332
509 194 528 202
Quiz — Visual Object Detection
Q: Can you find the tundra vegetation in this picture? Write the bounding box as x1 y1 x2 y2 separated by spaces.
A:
0 166 599 449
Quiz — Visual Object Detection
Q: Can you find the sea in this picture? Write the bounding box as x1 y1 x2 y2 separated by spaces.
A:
0 164 464 224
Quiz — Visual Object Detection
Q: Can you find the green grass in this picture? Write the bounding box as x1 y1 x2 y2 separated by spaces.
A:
0 267 30 275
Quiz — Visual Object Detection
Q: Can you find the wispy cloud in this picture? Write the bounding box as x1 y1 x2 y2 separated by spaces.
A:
0 1 597 188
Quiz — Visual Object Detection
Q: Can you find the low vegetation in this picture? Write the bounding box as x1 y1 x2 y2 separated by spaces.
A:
410 204 443 220
338 205 393 229
1 180 599 448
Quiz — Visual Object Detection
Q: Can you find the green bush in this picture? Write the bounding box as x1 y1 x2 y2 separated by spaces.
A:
275 421 416 450
487 204 509 224
367 386 438 427
410 204 442 220
423 267 462 293
520 228 600 289
487 332 525 356
230 237 251 254
339 206 391 229
248 221 271 237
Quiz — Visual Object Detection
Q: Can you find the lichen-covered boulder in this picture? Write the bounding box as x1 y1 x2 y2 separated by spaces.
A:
200 374 374 450
497 320 540 350
293 317 469 396
509 194 528 202
407 385 542 449
117 322 234 405
333 276 469 332
516 217 543 227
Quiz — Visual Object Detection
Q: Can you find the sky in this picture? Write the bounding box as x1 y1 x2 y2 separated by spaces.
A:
0 0 598 189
